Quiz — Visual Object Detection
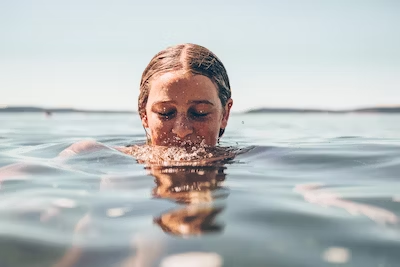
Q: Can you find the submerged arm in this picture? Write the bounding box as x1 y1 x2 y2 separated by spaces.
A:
294 183 399 225
56 140 111 159
0 140 123 184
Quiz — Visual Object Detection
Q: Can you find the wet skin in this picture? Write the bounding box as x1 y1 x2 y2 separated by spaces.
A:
142 71 232 147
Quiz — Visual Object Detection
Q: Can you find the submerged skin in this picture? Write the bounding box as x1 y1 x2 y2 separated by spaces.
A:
142 71 233 147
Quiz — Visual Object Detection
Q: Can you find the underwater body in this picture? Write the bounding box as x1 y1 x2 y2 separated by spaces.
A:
1 112 400 267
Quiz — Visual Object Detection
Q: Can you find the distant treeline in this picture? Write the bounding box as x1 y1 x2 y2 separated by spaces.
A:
0 107 135 114
245 107 400 114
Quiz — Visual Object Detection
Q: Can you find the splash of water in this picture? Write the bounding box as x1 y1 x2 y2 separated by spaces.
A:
125 141 246 166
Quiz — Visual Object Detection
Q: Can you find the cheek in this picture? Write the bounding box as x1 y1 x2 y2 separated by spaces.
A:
193 118 221 138
147 116 172 137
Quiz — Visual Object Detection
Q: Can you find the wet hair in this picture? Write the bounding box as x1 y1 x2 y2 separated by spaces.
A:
138 43 231 137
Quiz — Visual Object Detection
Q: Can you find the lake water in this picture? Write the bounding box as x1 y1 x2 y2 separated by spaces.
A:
0 113 400 267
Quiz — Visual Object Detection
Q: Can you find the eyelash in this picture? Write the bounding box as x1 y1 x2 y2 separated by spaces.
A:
157 111 209 120
157 111 175 120
191 111 208 117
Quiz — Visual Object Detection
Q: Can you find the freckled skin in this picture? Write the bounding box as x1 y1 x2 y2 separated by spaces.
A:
142 71 232 147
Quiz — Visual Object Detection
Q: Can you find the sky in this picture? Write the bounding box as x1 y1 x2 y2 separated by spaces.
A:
1 0 399 112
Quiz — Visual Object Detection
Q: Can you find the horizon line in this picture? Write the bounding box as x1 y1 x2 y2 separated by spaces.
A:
1 105 400 114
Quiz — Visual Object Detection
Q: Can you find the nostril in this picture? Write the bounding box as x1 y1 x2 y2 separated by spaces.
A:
173 128 192 137
171 115 193 138
172 126 193 138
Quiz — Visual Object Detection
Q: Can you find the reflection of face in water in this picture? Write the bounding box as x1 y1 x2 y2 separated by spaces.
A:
148 166 229 236
151 166 228 204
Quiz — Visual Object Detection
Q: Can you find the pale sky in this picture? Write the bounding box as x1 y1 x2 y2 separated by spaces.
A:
1 0 399 112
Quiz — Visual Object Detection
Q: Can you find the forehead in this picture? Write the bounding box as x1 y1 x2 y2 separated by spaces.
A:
148 71 219 102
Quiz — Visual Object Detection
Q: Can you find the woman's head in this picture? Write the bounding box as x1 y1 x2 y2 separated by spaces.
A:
139 43 233 147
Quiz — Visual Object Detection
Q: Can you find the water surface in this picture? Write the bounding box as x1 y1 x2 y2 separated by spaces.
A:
1 113 399 267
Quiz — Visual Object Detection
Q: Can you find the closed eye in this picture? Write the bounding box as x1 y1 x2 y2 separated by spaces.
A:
192 112 208 117
157 111 175 119
190 111 210 120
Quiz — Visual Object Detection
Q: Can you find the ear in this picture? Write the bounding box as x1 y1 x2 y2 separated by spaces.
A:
141 113 149 128
221 98 233 129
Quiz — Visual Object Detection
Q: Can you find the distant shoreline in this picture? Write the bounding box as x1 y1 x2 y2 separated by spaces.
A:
1 106 400 114
0 107 135 114
245 107 400 114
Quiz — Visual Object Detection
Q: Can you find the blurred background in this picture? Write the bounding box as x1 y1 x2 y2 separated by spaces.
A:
1 0 399 113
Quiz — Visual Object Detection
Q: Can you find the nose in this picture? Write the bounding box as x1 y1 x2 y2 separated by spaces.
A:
172 115 193 139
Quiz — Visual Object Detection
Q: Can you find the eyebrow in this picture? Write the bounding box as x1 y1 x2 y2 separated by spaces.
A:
152 100 214 106
152 100 176 106
189 100 214 106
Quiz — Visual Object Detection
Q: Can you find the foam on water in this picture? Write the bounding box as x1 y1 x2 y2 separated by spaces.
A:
124 141 249 166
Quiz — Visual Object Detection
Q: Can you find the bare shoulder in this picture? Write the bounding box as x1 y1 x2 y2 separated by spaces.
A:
114 145 132 154
114 144 142 156
57 140 109 158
